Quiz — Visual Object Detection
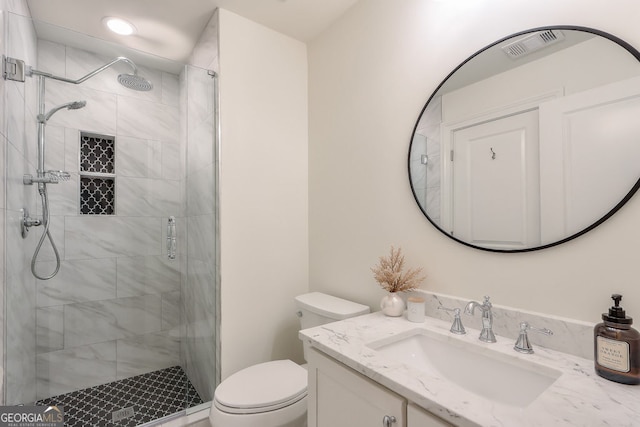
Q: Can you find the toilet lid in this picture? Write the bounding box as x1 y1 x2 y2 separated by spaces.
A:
214 360 307 414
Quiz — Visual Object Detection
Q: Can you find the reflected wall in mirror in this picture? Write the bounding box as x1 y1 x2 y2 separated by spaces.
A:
408 26 640 252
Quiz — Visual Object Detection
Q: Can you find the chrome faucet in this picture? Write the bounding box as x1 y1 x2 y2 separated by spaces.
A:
464 296 496 343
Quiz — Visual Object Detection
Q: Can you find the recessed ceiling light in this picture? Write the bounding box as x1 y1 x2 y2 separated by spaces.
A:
103 17 136 36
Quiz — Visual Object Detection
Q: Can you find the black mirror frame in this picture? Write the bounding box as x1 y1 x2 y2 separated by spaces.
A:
408 25 640 253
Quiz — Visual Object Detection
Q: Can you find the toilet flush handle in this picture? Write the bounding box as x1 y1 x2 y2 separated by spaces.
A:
383 415 396 426
296 311 303 318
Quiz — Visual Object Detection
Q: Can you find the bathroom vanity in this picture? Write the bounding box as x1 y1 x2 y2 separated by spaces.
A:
299 311 640 427
306 346 451 426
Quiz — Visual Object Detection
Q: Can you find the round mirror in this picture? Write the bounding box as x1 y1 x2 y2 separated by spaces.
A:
408 26 640 252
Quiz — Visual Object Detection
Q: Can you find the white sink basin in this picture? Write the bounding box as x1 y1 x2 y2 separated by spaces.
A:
368 329 561 407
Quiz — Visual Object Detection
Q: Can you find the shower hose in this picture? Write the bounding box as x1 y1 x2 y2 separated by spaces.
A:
31 185 61 280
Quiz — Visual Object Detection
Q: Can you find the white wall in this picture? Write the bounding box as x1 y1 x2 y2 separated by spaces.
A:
308 0 640 323
218 9 309 379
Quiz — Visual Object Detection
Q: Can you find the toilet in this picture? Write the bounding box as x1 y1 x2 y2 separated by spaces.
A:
209 292 370 427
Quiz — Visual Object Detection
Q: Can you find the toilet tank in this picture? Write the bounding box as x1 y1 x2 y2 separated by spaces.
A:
295 292 370 330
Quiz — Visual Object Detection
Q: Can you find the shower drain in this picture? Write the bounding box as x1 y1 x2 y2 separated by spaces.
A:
112 406 135 422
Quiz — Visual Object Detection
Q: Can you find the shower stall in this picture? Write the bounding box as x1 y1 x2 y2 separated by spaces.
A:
1 9 219 426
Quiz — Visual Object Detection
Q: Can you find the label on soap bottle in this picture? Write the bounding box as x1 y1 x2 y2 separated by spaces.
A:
597 336 630 372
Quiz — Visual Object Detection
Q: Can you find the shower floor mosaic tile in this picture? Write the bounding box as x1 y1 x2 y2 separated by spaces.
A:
35 366 203 427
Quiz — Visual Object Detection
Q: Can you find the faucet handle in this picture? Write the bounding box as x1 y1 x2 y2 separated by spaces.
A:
514 321 553 354
438 306 466 335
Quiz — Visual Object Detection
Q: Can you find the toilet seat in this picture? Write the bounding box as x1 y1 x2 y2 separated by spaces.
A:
214 360 307 415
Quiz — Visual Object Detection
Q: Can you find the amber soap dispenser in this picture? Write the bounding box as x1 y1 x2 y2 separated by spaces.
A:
594 294 640 385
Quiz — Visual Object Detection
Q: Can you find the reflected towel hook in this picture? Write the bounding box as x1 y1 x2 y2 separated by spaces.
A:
490 147 496 160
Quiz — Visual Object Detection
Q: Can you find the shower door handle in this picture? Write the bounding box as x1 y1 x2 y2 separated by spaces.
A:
167 216 176 260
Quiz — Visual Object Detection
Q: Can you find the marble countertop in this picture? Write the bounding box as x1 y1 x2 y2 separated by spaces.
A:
299 312 640 427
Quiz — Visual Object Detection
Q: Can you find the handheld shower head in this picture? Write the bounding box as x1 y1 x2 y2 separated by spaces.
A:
68 100 87 109
39 100 87 123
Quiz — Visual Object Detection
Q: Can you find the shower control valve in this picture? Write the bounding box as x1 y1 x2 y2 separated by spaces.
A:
20 207 41 238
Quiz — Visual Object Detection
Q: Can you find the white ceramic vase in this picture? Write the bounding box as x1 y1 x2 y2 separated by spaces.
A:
380 292 404 317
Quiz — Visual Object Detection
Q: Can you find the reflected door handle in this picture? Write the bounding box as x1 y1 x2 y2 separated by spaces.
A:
383 415 396 427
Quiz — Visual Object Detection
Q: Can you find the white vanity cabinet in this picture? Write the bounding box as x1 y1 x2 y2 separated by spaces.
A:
307 347 453 427
407 403 454 427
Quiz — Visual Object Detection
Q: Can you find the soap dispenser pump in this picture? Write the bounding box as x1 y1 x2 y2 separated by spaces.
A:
594 294 640 385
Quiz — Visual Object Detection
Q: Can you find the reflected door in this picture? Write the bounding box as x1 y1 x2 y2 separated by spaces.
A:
539 76 640 243
451 110 540 249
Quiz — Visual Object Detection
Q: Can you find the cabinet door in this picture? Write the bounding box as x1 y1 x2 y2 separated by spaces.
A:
307 348 406 427
407 403 454 427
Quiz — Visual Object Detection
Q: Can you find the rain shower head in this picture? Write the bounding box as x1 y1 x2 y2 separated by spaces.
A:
39 100 87 123
118 73 153 91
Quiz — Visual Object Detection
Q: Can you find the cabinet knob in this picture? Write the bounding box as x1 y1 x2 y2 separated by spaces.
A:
382 415 396 426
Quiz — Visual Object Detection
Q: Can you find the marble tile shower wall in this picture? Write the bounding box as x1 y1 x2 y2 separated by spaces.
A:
3 10 40 405
28 40 184 401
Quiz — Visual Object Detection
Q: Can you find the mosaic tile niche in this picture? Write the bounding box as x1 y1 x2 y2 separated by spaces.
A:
79 132 116 215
